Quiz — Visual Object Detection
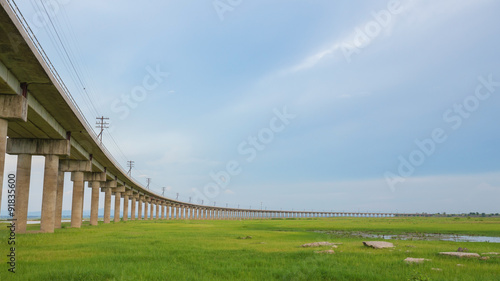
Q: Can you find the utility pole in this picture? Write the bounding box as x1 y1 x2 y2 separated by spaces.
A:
146 178 151 189
202 200 204 205
176 193 179 200
162 187 166 196
127 161 134 176
189 197 192 203
95 116 109 144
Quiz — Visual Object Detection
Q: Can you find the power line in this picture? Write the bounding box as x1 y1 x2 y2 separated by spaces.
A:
39 0 101 117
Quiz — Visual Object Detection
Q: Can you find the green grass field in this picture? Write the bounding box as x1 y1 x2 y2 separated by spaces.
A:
1 217 499 280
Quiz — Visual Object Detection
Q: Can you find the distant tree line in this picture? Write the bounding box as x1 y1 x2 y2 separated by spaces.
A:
432 212 499 217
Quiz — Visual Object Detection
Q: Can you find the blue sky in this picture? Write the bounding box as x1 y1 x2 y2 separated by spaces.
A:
2 0 500 214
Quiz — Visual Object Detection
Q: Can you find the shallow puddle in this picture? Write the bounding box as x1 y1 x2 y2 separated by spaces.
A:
316 230 500 243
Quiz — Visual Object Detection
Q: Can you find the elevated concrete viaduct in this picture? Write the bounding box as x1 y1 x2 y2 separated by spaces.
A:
0 1 425 234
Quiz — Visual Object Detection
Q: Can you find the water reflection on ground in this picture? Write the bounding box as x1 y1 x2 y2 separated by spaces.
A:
316 230 500 243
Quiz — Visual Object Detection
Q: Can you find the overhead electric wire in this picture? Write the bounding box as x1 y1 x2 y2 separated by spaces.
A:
29 0 100 120
57 5 104 115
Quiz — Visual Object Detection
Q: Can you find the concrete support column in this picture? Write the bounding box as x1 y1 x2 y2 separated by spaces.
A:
90 181 100 226
166 204 170 219
177 206 181 219
131 196 137 220
138 196 143 220
14 154 31 233
70 172 84 228
157 203 161 219
54 171 65 229
161 204 165 219
40 155 59 233
0 118 7 212
123 193 129 221
150 201 154 220
104 188 111 223
114 192 121 222
144 200 149 220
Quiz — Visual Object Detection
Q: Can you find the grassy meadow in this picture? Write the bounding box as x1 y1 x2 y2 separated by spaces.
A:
1 217 499 280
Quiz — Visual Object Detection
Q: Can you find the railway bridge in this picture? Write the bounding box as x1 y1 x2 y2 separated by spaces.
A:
0 1 425 233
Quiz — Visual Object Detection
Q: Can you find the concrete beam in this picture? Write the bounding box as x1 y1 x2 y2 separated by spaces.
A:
91 157 105 172
26 93 66 139
69 138 90 161
112 186 126 193
59 159 92 172
0 94 27 121
104 180 117 188
0 60 22 95
7 138 70 156
83 172 106 182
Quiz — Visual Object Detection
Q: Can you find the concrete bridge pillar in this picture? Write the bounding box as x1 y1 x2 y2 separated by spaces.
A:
138 195 144 220
83 172 106 226
59 160 92 228
69 172 84 228
102 180 116 223
54 171 65 228
0 94 28 213
160 202 164 219
149 199 154 220
89 181 100 225
155 200 161 220
0 118 7 213
113 185 125 222
7 138 70 233
123 191 131 221
103 188 111 223
144 197 150 220
13 154 31 233
166 203 170 219
113 192 121 222
130 195 137 220
40 155 60 233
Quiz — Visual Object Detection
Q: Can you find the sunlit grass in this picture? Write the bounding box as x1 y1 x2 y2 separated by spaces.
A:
0 217 499 280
